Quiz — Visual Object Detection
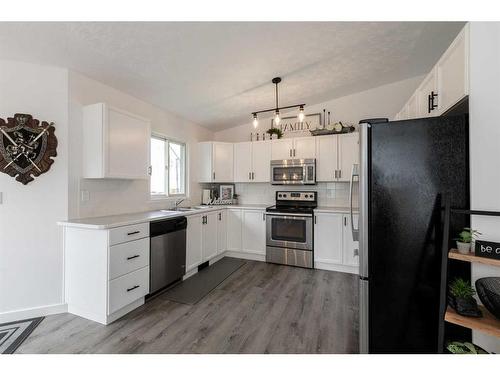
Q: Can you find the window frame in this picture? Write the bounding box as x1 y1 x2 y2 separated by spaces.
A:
149 133 187 200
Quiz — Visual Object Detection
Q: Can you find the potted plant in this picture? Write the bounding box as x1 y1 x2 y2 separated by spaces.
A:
448 278 482 317
446 341 488 354
454 227 481 254
266 127 283 139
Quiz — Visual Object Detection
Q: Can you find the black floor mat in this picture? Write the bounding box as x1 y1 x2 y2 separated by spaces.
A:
162 257 246 305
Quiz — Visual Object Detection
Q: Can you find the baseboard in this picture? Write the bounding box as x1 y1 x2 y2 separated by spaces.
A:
0 303 68 324
314 261 359 275
224 250 266 262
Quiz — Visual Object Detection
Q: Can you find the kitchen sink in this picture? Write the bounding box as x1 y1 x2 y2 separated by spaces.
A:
160 206 204 213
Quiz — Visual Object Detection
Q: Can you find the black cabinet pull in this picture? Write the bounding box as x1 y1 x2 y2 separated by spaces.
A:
127 255 140 260
127 231 140 236
344 217 347 226
428 91 438 113
127 285 140 292
218 212 221 221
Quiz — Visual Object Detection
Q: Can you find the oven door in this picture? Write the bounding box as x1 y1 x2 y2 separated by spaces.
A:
271 165 306 185
266 212 313 250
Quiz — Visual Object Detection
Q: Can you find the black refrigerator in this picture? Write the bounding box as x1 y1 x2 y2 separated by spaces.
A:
352 116 469 353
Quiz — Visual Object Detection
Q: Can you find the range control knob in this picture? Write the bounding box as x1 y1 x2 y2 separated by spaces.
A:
278 194 282 198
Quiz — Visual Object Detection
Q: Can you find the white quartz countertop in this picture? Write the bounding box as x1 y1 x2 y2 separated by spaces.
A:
314 206 354 213
58 204 269 230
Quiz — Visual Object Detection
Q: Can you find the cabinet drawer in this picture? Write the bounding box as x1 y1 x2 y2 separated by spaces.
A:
109 237 150 280
109 222 149 246
108 266 149 314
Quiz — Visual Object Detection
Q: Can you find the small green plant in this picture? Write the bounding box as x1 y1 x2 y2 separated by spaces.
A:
454 227 481 243
266 127 283 139
447 341 487 354
449 278 476 300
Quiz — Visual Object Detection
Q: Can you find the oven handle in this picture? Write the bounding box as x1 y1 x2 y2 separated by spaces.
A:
265 212 313 218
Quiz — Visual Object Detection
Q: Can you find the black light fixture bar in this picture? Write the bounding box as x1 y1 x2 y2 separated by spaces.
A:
252 103 306 116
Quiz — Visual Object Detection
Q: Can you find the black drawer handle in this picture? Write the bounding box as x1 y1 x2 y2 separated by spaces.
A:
127 285 140 292
127 231 140 236
126 255 140 260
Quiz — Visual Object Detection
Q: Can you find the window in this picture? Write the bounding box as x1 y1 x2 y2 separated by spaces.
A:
150 135 186 197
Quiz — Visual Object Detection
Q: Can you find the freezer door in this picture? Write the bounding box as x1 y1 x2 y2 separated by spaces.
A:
358 123 370 279
359 279 369 354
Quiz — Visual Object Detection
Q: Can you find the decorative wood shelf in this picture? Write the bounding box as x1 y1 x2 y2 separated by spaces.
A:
448 249 500 267
445 306 500 338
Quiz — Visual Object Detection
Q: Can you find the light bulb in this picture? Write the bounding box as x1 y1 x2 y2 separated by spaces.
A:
274 110 281 125
252 114 258 128
298 106 305 122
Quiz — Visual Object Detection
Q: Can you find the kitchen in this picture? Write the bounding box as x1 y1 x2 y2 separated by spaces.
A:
1 14 500 366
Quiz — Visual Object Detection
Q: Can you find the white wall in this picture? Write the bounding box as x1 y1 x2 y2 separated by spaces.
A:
214 75 424 142
469 22 500 353
0 60 68 319
68 71 214 219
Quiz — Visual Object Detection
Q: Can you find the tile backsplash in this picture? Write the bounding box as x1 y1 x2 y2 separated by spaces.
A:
234 182 358 207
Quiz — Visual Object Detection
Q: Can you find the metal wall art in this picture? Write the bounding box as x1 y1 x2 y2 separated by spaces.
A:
0 113 57 185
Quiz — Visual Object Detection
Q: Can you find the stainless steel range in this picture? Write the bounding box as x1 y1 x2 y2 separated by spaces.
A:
265 191 317 268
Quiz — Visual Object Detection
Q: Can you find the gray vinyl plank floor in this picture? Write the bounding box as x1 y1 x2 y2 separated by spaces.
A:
16 260 359 354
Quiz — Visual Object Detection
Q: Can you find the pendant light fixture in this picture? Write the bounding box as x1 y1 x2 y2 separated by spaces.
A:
251 77 305 128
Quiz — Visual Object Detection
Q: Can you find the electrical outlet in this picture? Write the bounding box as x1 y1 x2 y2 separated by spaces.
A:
81 190 90 202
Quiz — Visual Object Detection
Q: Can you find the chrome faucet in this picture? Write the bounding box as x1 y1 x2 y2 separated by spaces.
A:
175 198 185 208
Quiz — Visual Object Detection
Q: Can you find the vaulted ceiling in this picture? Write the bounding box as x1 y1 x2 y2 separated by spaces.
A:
0 22 465 130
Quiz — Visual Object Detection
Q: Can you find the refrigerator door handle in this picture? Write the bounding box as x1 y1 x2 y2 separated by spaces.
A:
350 163 360 241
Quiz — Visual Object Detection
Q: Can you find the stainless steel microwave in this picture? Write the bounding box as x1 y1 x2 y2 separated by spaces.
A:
270 159 316 185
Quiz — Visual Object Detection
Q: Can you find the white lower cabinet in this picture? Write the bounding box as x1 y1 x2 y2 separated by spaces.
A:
314 211 359 274
241 210 266 255
202 211 218 262
186 214 203 272
64 223 150 325
217 209 227 254
226 208 243 251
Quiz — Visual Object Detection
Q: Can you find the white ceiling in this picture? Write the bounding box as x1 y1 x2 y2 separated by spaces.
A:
0 22 464 130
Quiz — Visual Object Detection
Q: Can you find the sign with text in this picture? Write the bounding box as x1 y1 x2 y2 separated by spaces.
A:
271 113 321 138
475 240 500 260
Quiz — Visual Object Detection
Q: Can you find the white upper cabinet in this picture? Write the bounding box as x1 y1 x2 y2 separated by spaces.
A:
233 140 272 183
293 137 316 159
437 24 469 114
233 142 253 182
338 133 359 182
252 141 272 182
197 142 234 183
83 103 150 179
316 135 338 182
316 133 359 182
271 138 294 160
416 68 438 118
398 24 469 120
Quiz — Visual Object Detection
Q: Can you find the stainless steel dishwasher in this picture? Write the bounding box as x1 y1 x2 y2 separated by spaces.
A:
149 216 187 295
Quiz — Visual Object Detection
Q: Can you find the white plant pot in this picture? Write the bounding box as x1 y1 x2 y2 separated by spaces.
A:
456 241 471 254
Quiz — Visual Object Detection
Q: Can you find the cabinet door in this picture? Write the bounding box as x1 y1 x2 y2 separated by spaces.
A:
213 142 234 182
342 214 359 268
186 214 203 272
338 133 359 182
316 135 338 182
217 210 227 254
417 69 438 118
106 107 150 179
226 209 242 251
252 141 272 182
271 138 294 160
437 25 468 114
293 137 316 159
406 93 418 119
233 142 253 182
241 210 266 255
197 142 214 183
202 212 218 262
314 213 343 265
